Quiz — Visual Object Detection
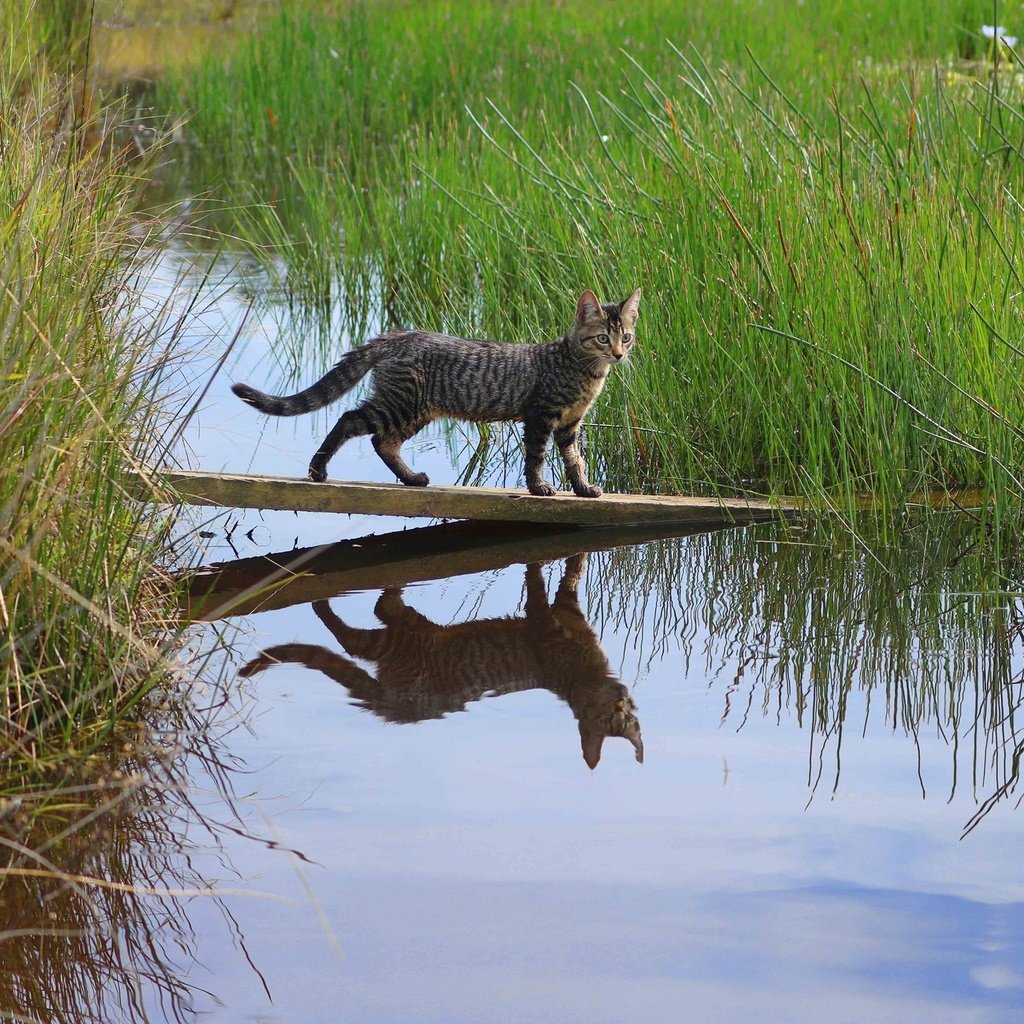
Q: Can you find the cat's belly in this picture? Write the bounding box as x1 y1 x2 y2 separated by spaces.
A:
436 395 529 423
429 404 518 424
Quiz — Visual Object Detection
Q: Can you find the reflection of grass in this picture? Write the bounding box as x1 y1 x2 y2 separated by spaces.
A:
155 0 1024 513
0 668 264 1024
589 514 1024 830
0 2 185 775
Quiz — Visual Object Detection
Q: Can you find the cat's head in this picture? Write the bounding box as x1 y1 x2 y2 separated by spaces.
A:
570 288 642 366
579 692 644 769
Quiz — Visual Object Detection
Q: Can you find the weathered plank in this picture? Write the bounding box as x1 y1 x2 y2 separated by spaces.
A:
126 468 797 528
183 518 742 620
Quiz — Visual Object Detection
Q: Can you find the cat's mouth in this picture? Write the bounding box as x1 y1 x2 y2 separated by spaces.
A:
605 699 644 763
588 351 626 369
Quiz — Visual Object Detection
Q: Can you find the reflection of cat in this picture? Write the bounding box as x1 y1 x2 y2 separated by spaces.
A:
240 555 643 769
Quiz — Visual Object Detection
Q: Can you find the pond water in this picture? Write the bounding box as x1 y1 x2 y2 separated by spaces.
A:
4 240 1022 1024
1 31 1023 999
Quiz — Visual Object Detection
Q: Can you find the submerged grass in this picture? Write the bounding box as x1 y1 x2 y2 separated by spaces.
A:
0 1 184 778
155 0 1024 515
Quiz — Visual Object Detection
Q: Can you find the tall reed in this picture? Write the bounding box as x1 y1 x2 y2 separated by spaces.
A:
0 0 181 773
157 0 1024 514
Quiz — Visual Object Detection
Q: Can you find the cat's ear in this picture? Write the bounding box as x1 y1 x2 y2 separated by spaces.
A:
576 289 604 323
629 732 644 764
580 728 605 770
620 287 642 321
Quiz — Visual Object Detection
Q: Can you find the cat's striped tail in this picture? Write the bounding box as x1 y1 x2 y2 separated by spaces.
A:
231 344 381 417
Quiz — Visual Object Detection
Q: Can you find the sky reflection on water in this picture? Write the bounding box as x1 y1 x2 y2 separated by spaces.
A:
176 549 1024 1023
168 515 1024 1023
22 241 1020 1023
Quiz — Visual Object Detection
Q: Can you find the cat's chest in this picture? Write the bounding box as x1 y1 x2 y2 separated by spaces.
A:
555 372 608 426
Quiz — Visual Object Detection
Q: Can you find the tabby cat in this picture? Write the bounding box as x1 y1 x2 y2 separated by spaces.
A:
232 288 641 496
240 556 644 769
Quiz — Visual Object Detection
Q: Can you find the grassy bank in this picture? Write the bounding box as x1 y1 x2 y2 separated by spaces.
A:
156 0 1024 511
0 0 180 776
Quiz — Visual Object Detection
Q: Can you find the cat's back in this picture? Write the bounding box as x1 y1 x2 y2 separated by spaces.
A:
370 329 547 419
372 328 541 369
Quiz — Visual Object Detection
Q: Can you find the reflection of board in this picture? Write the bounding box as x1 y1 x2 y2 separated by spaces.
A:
180 519 746 621
127 468 796 528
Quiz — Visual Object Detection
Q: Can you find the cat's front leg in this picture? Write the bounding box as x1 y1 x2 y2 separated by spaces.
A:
523 417 557 496
554 421 602 498
524 562 551 614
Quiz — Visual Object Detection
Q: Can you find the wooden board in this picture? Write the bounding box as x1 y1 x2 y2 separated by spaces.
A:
183 518 745 621
126 468 797 528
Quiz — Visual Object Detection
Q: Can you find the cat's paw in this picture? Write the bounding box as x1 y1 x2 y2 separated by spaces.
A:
308 463 328 483
403 472 430 487
528 482 558 497
573 484 603 498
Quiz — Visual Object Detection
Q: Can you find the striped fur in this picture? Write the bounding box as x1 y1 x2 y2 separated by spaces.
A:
239 556 644 769
231 287 641 496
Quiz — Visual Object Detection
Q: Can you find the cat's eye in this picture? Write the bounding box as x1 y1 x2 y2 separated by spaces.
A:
623 333 633 344
596 334 610 345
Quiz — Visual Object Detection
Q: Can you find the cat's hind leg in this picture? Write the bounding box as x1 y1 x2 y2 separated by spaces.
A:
308 403 379 482
313 599 391 659
373 588 432 626
372 425 429 487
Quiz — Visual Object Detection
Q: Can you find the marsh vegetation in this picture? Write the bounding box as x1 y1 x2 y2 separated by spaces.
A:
156 0 1024 509
5 1 1024 1020
0 0 188 782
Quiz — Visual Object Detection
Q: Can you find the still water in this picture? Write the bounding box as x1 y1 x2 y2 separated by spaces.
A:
3 245 1024 1023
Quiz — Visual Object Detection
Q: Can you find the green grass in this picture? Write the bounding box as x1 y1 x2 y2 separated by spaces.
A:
0 0 184 774
155 0 1024 513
